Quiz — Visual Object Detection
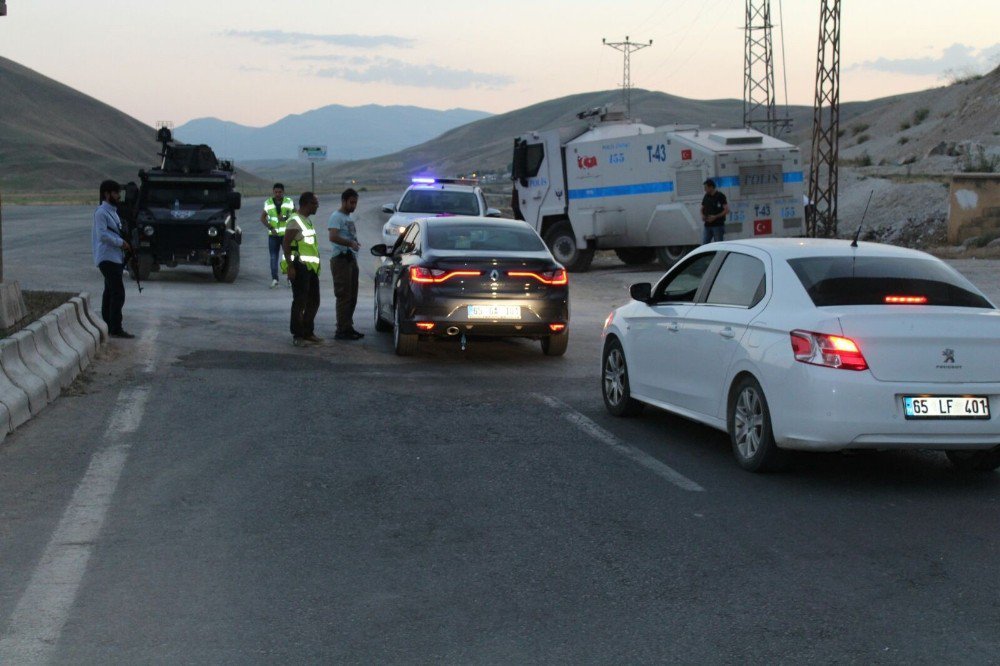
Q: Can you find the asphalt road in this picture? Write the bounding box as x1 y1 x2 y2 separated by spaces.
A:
0 196 998 664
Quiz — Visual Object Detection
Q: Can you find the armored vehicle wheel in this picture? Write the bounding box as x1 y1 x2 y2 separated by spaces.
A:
135 255 153 281
656 245 694 267
614 247 656 265
544 221 594 272
213 241 240 283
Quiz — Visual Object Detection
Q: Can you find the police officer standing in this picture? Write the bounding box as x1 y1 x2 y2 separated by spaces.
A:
701 179 729 244
261 182 294 288
92 180 134 338
282 192 323 346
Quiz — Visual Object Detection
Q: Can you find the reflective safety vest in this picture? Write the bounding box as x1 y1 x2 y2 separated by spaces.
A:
264 196 294 235
280 213 321 275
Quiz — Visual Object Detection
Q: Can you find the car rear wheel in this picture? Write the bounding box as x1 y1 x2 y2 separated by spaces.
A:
655 245 693 267
946 449 1000 472
540 331 568 356
602 338 643 417
393 302 418 356
545 221 594 272
614 247 656 265
728 376 786 472
373 282 391 332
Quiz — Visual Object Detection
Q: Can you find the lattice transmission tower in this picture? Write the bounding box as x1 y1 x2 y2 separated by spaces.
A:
807 0 842 237
743 0 790 136
602 36 652 119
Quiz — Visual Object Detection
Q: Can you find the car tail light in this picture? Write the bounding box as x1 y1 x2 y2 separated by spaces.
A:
603 311 614 331
790 330 868 371
409 266 482 283
507 269 568 285
415 322 435 331
884 295 928 304
549 323 566 332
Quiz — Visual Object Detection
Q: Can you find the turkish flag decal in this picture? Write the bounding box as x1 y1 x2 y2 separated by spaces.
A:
753 219 773 235
681 149 692 160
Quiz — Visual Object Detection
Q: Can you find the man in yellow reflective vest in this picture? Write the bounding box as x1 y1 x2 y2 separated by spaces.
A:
281 192 323 346
260 182 295 288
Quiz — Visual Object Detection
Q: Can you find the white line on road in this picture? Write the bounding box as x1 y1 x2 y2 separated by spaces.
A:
535 394 705 493
0 385 151 664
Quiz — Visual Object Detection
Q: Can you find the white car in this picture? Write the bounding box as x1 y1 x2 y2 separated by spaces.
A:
601 238 1000 473
381 178 501 246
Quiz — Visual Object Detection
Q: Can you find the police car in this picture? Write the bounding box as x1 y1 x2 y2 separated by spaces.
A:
381 178 502 246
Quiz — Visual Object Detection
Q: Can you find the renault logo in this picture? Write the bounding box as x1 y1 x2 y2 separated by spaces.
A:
490 269 500 282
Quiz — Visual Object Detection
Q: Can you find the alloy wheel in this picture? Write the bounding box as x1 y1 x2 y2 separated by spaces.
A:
733 386 764 460
604 348 626 406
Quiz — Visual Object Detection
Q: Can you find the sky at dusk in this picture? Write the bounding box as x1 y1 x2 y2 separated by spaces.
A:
2 0 998 128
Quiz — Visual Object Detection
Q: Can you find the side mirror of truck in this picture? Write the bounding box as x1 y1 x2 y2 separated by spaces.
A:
629 282 652 302
370 243 390 257
381 203 396 214
229 192 242 210
485 208 502 218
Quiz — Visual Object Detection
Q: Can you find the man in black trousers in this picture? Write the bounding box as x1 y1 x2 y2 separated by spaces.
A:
91 180 134 338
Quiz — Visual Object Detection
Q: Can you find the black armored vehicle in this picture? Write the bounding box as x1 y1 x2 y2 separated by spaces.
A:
125 127 242 282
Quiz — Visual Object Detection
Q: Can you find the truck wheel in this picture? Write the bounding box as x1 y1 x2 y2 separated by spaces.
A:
656 245 693 267
545 221 594 272
213 242 240 283
614 248 656 265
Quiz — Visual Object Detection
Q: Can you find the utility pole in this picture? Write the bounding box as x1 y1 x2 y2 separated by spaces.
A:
602 36 652 119
807 0 842 237
743 0 790 136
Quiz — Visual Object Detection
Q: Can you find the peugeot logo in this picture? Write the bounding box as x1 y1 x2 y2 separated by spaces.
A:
489 269 500 282
942 348 956 364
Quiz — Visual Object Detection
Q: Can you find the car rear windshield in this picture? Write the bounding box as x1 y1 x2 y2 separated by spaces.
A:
399 189 480 216
427 224 546 252
788 256 993 308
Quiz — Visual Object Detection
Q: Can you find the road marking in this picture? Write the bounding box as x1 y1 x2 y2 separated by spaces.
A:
535 394 705 493
0 385 151 664
138 320 160 374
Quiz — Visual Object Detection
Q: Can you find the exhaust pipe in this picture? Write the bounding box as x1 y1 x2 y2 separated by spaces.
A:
445 326 460 336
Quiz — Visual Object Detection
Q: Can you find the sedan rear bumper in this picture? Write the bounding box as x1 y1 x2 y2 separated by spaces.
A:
765 365 1000 452
400 296 569 338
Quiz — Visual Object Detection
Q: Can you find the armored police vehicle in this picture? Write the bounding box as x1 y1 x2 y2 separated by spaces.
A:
511 106 805 271
128 127 242 282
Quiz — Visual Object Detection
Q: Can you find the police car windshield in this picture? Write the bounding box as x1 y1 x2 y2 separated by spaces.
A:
145 184 229 207
399 189 480 216
427 224 546 252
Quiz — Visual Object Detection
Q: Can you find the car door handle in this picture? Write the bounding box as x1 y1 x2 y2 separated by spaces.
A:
718 326 735 339
667 322 679 333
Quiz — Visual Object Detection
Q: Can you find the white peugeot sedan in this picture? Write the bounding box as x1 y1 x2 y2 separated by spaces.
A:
601 239 1000 473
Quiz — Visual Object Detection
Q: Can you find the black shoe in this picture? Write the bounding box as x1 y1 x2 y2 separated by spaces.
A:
110 330 135 339
334 330 363 341
348 329 365 339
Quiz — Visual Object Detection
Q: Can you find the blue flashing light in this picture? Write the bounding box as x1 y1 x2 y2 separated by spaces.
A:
411 177 436 184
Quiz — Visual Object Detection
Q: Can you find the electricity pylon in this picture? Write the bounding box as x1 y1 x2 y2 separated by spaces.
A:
602 36 652 119
807 0 842 237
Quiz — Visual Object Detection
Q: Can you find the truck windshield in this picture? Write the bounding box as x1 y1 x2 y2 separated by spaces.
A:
788 256 993 308
144 183 229 207
398 189 480 216
427 224 546 252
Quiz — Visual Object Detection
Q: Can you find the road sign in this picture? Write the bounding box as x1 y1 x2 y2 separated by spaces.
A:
299 145 328 162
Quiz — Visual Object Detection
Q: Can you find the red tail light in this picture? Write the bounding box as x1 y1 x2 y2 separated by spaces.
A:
507 269 568 285
790 330 868 371
415 322 435 331
410 267 482 283
884 295 928 304
549 323 566 332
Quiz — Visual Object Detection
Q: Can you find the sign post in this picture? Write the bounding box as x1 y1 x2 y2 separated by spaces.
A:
298 145 328 193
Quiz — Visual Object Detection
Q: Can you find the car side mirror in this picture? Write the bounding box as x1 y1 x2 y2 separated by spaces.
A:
228 192 242 210
630 282 652 302
381 203 396 214
485 207 502 218
370 243 389 257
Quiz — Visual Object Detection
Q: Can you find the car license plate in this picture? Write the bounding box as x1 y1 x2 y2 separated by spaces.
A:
903 396 990 419
467 305 521 320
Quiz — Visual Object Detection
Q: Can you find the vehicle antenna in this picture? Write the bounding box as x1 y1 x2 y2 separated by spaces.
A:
851 190 874 248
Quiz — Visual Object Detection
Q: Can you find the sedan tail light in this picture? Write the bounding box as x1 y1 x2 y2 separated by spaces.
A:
790 330 868 371
410 266 482 283
506 269 568 285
